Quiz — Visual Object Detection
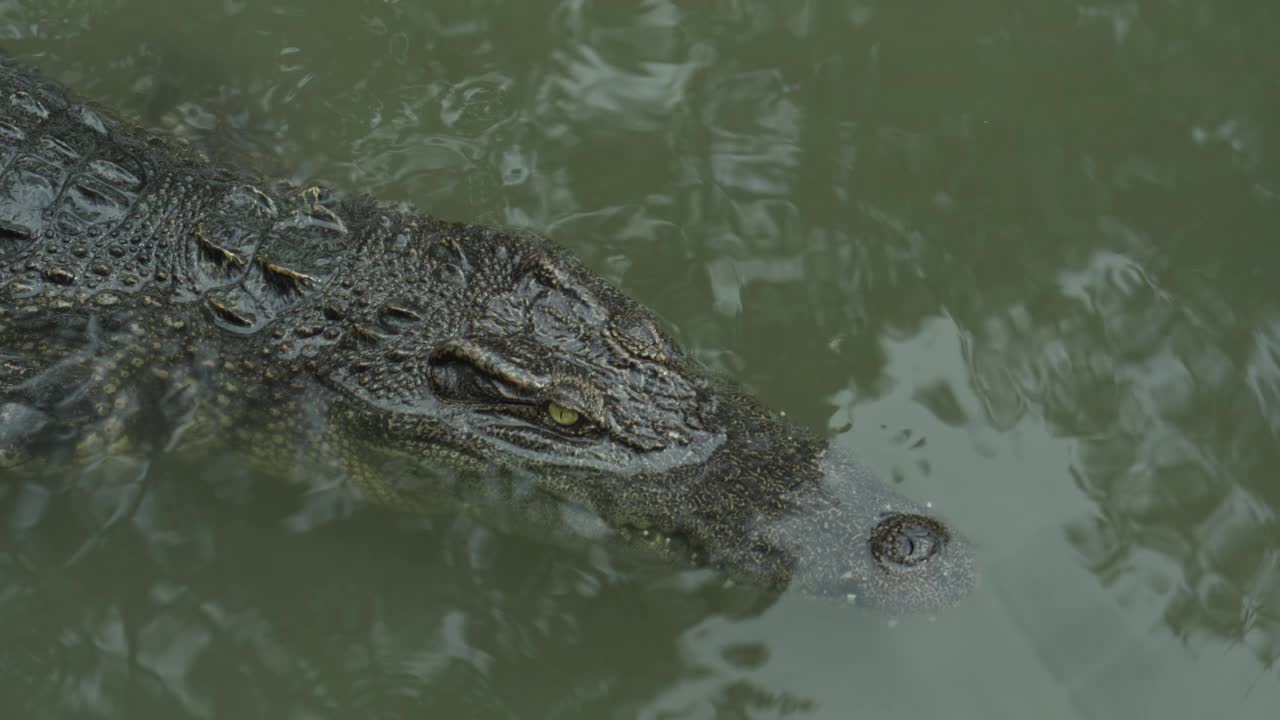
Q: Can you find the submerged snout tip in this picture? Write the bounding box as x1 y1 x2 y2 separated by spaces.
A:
847 510 978 613
739 447 979 611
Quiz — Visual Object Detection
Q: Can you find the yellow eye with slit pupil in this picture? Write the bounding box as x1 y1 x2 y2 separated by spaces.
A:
547 402 580 426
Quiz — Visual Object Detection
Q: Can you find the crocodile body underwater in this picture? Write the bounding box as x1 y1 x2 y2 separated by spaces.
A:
0 54 976 611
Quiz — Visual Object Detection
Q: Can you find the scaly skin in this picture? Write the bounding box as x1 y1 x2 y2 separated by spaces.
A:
0 54 977 611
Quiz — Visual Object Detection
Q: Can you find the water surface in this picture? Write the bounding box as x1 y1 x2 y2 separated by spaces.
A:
2 2 1278 718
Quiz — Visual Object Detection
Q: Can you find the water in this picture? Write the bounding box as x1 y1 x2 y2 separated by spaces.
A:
3 1 1279 717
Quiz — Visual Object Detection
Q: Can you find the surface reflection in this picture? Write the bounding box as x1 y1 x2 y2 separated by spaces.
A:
3 0 1280 717
965 246 1280 671
1 456 811 717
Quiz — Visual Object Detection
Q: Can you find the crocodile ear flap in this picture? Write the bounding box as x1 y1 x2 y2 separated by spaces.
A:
606 310 671 365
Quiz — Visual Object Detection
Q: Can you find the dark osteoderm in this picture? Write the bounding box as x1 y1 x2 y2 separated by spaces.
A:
0 54 977 611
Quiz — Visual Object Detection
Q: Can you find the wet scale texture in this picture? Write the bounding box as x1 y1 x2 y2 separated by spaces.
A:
0 52 975 617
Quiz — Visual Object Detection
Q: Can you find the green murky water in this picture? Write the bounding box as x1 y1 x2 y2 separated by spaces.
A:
3 1 1279 717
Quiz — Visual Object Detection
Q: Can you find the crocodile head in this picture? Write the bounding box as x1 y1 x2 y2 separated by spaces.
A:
333 226 977 612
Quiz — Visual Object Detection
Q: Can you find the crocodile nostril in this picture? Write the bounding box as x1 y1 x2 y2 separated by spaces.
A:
869 513 948 569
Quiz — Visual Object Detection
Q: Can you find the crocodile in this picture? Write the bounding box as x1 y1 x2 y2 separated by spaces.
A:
0 53 976 611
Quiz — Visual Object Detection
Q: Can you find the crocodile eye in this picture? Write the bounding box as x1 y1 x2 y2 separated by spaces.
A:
547 402 580 426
